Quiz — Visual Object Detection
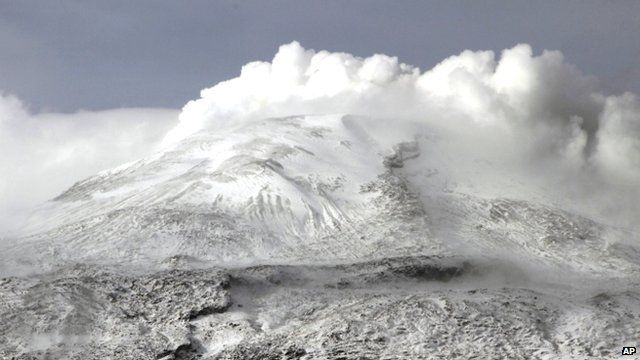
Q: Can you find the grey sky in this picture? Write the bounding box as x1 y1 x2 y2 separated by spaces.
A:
1 0 639 112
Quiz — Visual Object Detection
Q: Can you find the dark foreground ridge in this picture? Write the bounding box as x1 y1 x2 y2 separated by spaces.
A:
229 255 471 289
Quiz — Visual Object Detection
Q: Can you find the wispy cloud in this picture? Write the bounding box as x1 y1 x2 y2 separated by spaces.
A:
0 94 178 233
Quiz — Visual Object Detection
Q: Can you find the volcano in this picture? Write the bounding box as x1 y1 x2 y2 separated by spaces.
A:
2 42 640 359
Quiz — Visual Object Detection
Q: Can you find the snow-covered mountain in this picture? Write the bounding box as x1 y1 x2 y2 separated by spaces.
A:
2 113 639 359
5 114 638 277
4 114 435 271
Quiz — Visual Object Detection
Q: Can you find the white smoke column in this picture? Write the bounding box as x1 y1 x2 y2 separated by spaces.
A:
163 42 640 230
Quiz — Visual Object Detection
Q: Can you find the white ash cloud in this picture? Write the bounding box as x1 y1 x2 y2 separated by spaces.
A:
1 42 638 234
165 42 640 229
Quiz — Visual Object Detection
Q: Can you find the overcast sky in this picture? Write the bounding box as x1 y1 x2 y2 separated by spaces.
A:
1 0 640 112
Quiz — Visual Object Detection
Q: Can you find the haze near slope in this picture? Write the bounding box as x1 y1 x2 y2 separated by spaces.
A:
0 97 178 234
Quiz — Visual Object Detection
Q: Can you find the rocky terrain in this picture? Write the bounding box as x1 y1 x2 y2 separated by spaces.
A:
2 256 638 359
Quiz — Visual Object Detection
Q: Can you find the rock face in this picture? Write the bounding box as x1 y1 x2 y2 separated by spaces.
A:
2 257 638 359
0 265 231 359
1 114 639 358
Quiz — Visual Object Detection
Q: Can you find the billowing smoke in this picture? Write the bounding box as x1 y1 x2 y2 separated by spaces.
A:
165 42 640 230
2 42 638 235
0 94 178 234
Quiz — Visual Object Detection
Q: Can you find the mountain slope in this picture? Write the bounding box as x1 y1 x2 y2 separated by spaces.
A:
4 115 438 272
8 114 638 276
